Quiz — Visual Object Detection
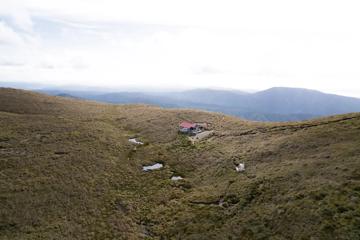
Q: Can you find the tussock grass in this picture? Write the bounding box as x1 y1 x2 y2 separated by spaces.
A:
1 88 360 239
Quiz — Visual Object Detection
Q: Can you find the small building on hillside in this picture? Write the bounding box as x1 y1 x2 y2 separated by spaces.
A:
179 121 209 135
179 121 197 134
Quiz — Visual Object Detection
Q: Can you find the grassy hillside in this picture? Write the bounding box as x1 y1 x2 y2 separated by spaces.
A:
1 88 360 239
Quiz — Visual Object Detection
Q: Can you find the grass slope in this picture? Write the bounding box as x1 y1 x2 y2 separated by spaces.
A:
0 88 360 239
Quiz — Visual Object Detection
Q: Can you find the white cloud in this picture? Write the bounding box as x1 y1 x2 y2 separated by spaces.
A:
11 9 33 33
17 0 359 32
0 0 33 32
0 21 24 45
0 0 360 97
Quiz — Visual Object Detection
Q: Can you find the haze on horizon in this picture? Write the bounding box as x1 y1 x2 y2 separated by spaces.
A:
1 0 360 97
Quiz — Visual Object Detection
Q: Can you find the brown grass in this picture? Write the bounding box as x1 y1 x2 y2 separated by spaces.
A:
0 88 360 239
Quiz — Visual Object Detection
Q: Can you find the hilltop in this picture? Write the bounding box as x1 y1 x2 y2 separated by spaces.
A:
1 88 360 239
34 86 360 122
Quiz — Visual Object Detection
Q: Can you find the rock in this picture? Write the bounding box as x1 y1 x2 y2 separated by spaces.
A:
236 163 245 172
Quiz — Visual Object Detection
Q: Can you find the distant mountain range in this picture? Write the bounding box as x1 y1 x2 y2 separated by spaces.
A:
30 87 360 122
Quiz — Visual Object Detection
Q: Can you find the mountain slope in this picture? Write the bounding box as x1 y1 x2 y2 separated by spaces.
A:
251 87 360 115
1 88 360 239
39 87 360 122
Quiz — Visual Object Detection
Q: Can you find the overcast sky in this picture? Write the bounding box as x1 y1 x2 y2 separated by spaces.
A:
1 0 360 96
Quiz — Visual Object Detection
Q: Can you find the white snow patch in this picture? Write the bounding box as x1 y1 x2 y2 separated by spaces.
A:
236 163 245 172
129 138 144 145
143 163 163 172
171 176 183 181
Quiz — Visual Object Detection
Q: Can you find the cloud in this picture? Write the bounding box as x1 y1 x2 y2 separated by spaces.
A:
10 0 359 33
11 9 33 33
38 63 55 69
0 21 24 45
192 66 223 75
36 56 88 70
0 60 25 67
0 0 34 32
0 0 360 97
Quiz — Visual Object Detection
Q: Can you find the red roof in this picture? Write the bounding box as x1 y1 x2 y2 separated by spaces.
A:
179 121 196 129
